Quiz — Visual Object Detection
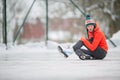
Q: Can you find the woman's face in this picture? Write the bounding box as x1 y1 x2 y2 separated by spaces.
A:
87 25 94 32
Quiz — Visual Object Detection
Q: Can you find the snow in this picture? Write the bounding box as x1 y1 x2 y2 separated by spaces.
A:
0 31 120 80
107 31 120 48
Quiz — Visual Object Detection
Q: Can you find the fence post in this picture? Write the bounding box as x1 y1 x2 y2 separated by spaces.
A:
3 0 7 48
45 0 49 45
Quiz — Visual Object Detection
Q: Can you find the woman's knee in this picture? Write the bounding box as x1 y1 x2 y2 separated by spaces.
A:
73 45 77 51
73 41 83 51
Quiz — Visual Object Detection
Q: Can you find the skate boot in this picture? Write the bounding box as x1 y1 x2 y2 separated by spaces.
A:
58 46 68 58
79 55 93 60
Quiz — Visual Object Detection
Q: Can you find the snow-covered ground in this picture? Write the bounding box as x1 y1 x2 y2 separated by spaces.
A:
0 31 120 80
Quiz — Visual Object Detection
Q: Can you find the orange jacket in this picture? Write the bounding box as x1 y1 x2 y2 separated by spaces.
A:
81 22 108 52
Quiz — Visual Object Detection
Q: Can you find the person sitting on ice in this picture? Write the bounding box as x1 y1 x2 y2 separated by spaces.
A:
72 15 108 60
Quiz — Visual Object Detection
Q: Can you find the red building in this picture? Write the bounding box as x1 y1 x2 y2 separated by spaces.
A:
20 18 45 43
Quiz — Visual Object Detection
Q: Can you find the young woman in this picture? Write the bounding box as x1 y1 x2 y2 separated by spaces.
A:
73 15 108 60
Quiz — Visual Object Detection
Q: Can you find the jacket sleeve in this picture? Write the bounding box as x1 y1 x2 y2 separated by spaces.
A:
82 32 102 51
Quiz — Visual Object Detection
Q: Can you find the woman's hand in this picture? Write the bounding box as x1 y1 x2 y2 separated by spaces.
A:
80 37 86 42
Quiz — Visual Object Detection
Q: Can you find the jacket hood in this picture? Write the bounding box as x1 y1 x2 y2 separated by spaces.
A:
94 22 100 32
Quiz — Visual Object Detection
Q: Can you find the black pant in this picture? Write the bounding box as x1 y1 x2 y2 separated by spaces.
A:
73 41 107 59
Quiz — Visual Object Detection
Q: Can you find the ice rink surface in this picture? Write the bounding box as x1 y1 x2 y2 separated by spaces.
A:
0 46 120 80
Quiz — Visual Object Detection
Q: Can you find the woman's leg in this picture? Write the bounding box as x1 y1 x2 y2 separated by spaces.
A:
73 40 83 51
91 47 107 59
73 41 93 60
